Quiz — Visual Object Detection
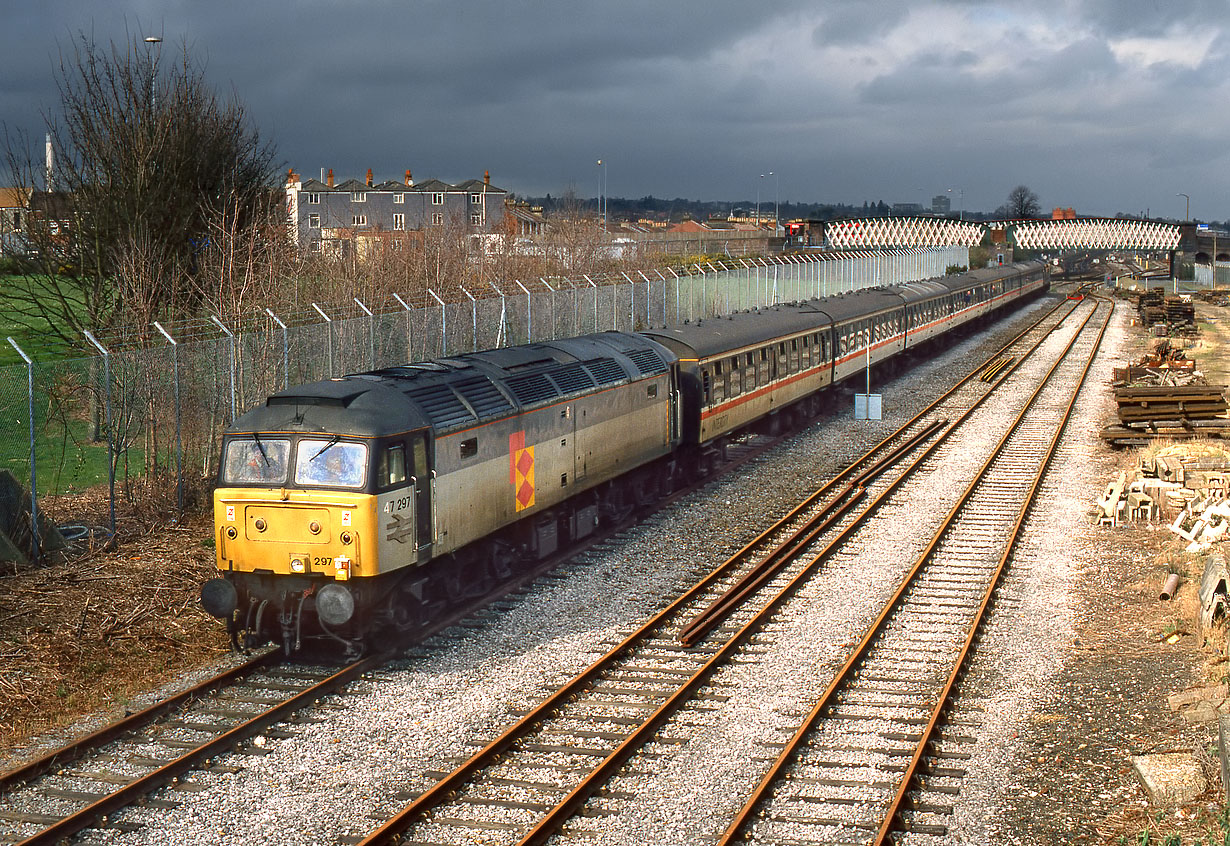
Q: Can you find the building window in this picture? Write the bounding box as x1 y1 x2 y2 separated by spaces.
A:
304 192 320 204
431 212 444 226
308 213 320 228
471 213 482 225
393 193 404 204
471 193 483 204
352 214 367 226
393 213 405 230
351 192 367 203
431 192 444 205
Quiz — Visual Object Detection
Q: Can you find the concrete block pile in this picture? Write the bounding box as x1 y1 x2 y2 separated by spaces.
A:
1097 445 1230 536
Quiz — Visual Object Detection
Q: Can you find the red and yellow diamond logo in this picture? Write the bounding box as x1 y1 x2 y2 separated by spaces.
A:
509 431 535 512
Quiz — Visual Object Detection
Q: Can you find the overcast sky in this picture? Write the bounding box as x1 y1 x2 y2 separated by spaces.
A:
3 1 1227 219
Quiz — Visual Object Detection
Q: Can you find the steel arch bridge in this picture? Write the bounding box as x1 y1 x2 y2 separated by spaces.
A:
823 216 1181 251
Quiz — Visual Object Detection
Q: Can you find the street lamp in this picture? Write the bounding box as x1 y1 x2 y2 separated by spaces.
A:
596 159 607 233
1177 192 1190 221
769 171 779 233
948 187 964 221
756 175 762 227
144 36 161 111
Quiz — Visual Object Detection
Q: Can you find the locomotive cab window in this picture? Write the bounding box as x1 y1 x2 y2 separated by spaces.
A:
647 384 658 398
377 443 408 488
295 439 367 488
223 436 290 485
460 437 478 459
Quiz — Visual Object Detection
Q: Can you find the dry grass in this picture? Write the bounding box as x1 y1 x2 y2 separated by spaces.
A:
0 509 229 758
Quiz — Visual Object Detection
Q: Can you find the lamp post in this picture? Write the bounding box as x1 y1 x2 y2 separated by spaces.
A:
769 171 779 233
1177 192 1189 221
144 36 161 111
948 187 964 220
596 159 607 233
756 176 762 227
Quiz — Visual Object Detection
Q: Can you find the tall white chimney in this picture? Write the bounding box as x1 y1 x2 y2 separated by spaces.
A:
44 133 53 191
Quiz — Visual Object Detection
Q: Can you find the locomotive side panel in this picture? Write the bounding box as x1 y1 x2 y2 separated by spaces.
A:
431 373 674 555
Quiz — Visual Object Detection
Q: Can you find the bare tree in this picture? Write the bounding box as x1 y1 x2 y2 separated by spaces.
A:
1002 185 1041 219
2 32 279 348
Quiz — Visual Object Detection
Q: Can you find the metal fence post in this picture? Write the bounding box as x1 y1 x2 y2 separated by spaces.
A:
393 293 414 360
153 321 183 522
265 308 290 390
311 303 334 378
486 282 507 348
83 330 115 538
354 297 375 369
583 275 597 333
639 271 653 327
460 286 477 351
621 272 635 331
427 289 447 356
655 270 667 327
514 280 532 343
540 278 556 340
7 338 39 560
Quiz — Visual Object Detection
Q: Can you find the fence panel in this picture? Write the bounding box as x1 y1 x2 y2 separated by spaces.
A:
2 248 975 546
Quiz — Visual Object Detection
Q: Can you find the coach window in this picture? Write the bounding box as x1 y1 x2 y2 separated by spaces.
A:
712 361 725 403
730 359 741 395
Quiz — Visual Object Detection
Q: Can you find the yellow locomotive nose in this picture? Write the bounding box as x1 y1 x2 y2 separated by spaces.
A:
215 489 373 580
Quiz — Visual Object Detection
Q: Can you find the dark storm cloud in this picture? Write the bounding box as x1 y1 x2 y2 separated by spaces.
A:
2 1 1230 218
812 2 910 46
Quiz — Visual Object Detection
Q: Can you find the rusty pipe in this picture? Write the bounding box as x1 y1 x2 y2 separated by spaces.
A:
1160 572 1180 600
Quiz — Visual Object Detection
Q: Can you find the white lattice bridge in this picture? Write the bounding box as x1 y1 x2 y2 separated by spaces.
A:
1010 218 1180 251
825 217 984 249
822 216 1181 251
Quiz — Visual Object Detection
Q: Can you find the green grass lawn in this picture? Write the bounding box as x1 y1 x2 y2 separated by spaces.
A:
0 274 90 365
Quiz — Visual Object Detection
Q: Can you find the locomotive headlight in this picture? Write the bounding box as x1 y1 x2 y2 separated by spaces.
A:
308 521 321 535
254 518 267 532
226 526 237 540
290 557 305 573
339 531 352 545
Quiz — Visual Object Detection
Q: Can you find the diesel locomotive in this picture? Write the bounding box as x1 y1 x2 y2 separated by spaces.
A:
202 261 1048 653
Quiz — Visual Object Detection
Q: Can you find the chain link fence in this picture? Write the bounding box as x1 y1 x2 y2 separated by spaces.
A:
2 246 968 553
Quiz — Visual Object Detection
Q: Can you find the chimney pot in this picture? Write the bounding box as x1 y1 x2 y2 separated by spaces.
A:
484 170 490 186
405 169 413 186
366 168 373 187
327 168 334 188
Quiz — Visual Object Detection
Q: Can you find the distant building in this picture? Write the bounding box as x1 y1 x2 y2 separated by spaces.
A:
285 167 508 255
1051 207 1076 220
0 187 30 257
891 202 924 215
931 194 951 215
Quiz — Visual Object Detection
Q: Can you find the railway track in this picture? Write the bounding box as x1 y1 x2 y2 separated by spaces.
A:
720 295 1111 844
342 297 1106 846
0 295 1073 845
0 653 384 846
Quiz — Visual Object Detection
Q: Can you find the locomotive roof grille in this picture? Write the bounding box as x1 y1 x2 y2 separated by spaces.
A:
451 375 513 419
404 382 475 429
547 363 597 394
584 358 626 386
504 372 559 405
625 348 667 376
